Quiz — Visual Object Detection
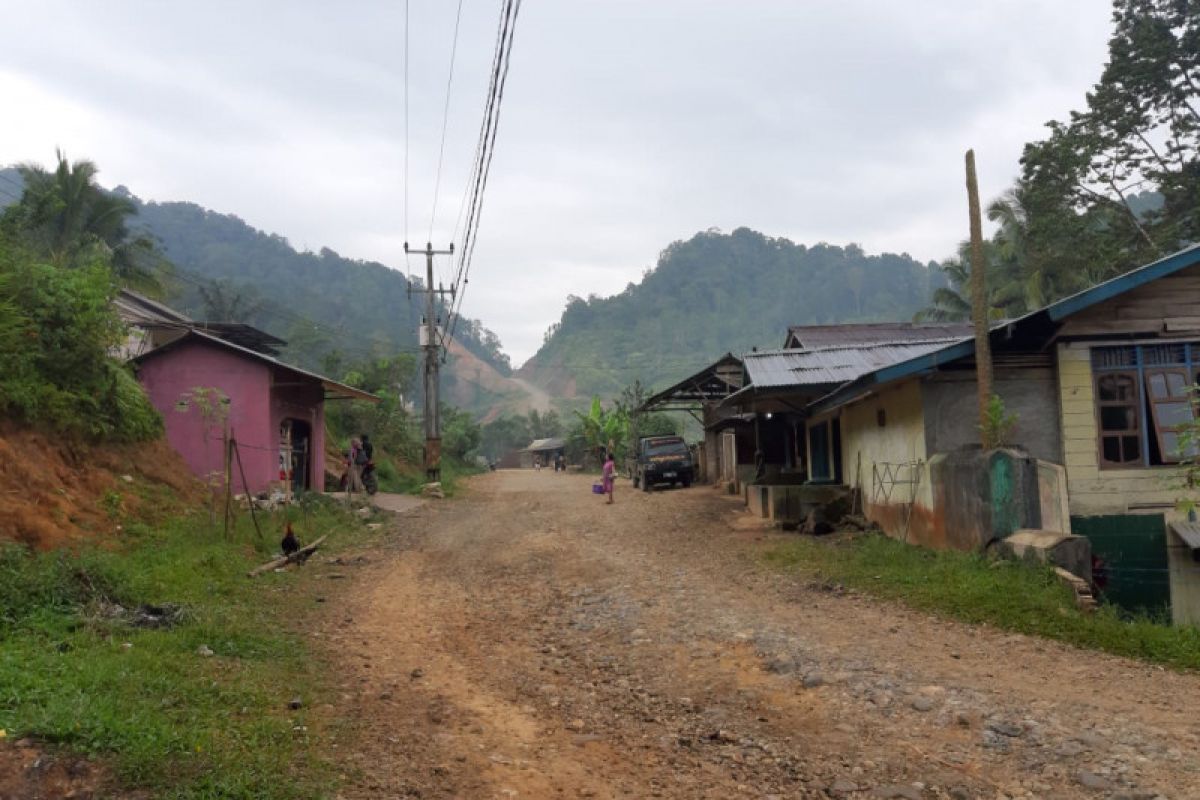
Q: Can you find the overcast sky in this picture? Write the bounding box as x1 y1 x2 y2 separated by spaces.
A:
1 1 1114 364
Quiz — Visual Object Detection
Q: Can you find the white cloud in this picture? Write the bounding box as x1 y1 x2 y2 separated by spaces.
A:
0 0 1114 363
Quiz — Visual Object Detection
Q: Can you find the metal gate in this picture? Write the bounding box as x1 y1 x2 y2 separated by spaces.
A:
1070 513 1170 616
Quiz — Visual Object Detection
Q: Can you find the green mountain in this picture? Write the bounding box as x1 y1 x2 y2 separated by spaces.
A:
0 167 511 380
520 227 946 399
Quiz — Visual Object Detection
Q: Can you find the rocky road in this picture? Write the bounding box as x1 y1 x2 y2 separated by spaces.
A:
319 470 1200 799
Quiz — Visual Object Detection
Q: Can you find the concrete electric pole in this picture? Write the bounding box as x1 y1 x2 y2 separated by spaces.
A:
405 241 456 482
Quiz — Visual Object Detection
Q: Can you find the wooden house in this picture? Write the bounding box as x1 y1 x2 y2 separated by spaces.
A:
792 244 1200 624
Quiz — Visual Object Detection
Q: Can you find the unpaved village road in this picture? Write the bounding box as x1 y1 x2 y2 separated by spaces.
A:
318 471 1200 800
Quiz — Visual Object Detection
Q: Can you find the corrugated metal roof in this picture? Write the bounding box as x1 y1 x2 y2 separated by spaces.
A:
744 338 969 388
524 437 565 451
132 329 379 403
784 322 974 350
114 288 192 326
810 242 1200 416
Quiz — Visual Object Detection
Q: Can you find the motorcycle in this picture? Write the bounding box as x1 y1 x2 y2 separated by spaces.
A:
339 458 379 495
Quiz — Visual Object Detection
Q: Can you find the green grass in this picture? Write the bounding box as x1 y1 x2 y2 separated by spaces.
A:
0 493 363 798
376 457 482 497
764 533 1200 671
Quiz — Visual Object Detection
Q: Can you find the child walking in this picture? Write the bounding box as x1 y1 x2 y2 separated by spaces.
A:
602 451 615 504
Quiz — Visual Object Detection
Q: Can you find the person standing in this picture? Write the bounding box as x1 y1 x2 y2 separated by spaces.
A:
345 437 364 498
602 451 615 505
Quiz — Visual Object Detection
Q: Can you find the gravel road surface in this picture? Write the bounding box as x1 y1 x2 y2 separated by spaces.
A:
318 470 1200 799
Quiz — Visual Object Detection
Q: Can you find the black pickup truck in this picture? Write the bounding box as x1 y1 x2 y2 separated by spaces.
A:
629 435 694 491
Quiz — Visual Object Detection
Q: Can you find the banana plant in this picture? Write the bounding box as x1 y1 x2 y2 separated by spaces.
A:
573 396 628 460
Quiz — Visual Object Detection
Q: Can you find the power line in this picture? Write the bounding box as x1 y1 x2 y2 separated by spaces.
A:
446 0 524 349
427 0 466 243
403 0 411 248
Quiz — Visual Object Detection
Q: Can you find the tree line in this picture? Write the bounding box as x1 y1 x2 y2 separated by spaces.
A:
918 0 1199 321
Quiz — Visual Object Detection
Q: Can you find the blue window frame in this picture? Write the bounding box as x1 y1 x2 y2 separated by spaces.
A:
1091 343 1199 468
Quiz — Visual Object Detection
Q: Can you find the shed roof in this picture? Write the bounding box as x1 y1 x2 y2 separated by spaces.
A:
132 329 379 403
783 322 974 350
524 437 565 452
114 288 192 327
639 353 744 412
744 339 967 389
809 242 1200 415
192 322 287 356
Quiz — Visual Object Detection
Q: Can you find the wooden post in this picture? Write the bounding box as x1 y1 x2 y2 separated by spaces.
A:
223 424 233 538
231 435 263 542
965 149 994 441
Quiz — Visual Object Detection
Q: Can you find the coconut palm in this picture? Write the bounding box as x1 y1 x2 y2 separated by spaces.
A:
4 150 167 292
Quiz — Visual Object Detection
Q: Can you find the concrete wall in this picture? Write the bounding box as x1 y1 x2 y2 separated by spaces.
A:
922 367 1061 464
137 340 275 492
928 448 1052 550
837 380 934 540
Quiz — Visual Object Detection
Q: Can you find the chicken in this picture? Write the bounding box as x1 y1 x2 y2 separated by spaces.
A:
281 522 299 556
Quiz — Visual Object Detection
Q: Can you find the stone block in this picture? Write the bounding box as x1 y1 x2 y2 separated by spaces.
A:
999 528 1092 582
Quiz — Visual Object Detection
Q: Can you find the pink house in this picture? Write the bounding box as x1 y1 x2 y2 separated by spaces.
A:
134 329 376 495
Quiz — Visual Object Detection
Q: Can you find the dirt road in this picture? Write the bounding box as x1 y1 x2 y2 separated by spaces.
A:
320 471 1200 799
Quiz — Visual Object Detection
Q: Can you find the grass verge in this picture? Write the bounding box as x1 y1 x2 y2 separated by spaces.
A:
0 492 372 798
764 532 1200 671
376 457 482 497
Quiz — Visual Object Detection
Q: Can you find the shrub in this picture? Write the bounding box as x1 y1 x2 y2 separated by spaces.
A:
0 242 162 441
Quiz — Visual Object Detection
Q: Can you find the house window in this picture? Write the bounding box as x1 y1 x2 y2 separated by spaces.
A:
1096 372 1141 465
1092 344 1199 468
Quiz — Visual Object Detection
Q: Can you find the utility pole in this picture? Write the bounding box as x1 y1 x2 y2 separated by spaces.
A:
965 149 994 440
406 241 455 482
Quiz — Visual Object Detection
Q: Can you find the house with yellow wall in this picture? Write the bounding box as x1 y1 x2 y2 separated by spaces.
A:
803 244 1200 625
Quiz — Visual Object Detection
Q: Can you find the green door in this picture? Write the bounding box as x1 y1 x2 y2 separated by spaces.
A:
1070 514 1170 616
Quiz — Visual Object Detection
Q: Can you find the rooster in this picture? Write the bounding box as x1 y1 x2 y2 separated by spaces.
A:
281 522 300 556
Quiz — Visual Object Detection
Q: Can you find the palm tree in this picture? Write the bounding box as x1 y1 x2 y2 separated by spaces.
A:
6 150 167 292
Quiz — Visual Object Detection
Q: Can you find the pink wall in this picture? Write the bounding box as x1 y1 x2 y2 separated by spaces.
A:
137 339 322 494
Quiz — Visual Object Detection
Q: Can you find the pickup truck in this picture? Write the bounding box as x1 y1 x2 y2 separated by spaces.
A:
629 435 694 491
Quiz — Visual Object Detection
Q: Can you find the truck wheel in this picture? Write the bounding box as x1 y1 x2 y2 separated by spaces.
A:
682 478 691 489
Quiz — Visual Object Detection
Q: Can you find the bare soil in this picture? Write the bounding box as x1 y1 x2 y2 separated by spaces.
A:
319 470 1200 799
0 739 134 800
0 424 204 550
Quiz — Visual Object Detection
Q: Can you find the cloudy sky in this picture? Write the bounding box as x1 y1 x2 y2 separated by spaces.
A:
1 1 1114 364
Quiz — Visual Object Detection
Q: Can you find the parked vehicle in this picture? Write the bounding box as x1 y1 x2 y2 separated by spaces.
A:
628 435 694 491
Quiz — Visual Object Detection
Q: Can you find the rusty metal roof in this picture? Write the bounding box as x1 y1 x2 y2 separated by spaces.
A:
783 322 974 350
744 338 969 388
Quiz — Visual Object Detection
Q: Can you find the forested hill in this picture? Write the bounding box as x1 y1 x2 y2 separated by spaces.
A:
0 166 512 381
520 227 946 399
127 193 512 376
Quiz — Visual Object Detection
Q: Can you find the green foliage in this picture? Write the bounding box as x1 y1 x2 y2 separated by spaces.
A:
930 0 1200 327
479 409 565 461
527 228 944 398
441 404 482 461
0 152 168 293
980 393 1019 450
918 1 1200 323
325 354 421 466
573 396 629 460
125 197 511 377
0 242 162 441
765 533 1200 670
0 503 358 796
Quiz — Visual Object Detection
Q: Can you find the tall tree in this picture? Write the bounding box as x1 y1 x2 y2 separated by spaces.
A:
1 150 167 292
1018 0 1200 284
